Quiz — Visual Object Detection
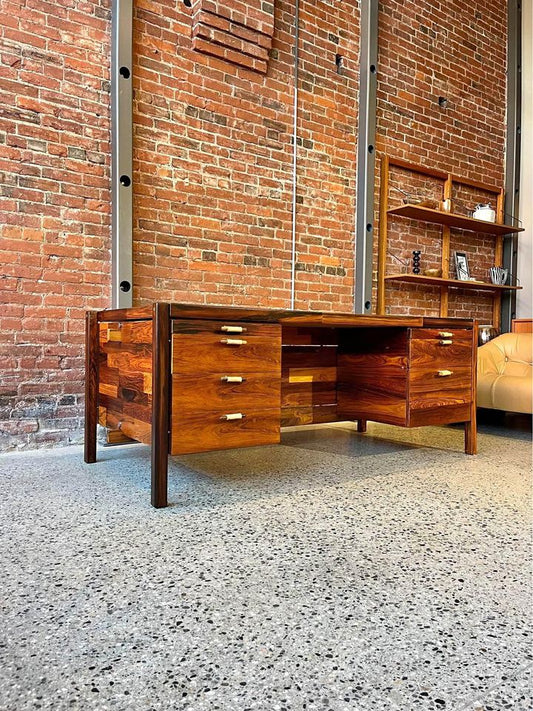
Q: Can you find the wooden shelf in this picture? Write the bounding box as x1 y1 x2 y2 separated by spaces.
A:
387 204 523 236
385 273 522 292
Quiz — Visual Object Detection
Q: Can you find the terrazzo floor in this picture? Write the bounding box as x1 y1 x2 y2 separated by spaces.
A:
0 419 531 711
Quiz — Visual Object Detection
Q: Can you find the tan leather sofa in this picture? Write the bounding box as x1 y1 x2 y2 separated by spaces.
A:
477 332 533 414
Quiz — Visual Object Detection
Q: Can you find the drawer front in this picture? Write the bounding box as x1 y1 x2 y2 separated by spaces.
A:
410 328 473 369
172 372 281 413
172 320 281 374
170 408 280 455
409 365 472 410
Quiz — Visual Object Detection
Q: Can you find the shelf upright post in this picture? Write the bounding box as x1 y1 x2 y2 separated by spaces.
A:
377 155 389 315
440 175 453 318
492 189 506 329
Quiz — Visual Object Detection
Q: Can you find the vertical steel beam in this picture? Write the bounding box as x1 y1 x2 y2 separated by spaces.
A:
354 0 378 314
502 0 522 332
290 0 299 310
111 0 134 308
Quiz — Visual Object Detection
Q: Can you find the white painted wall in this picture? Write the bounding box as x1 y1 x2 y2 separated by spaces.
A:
517 0 533 317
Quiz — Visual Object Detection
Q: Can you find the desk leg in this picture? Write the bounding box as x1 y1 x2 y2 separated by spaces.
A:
465 327 478 455
84 311 99 464
465 406 477 455
357 420 367 433
151 303 171 508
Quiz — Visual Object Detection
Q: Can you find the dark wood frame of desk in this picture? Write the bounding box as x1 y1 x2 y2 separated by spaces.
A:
85 303 478 508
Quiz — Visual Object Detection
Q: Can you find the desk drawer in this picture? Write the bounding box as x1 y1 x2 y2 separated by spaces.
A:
172 372 281 413
170 408 280 455
172 320 281 374
409 365 472 410
410 329 473 369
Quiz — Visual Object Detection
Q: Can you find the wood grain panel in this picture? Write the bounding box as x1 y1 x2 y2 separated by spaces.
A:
105 409 152 445
171 409 280 455
173 319 276 338
280 404 338 427
410 388 472 411
172 323 281 374
337 390 407 426
99 393 152 424
409 366 473 395
408 404 471 427
282 326 338 346
281 345 338 408
281 381 337 407
410 328 472 342
337 356 408 397
172 372 281 413
337 327 409 426
410 331 472 370
98 320 153 442
118 372 150 406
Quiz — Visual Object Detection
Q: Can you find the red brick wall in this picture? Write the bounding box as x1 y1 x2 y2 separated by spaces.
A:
132 0 359 311
375 0 508 321
0 0 509 450
0 0 111 450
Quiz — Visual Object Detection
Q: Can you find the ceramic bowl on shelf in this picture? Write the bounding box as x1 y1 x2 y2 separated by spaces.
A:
423 268 442 277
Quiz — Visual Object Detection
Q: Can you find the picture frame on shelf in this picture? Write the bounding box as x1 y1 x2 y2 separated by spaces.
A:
454 251 470 281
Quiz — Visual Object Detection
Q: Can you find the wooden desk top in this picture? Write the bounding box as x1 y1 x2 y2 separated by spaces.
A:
96 303 475 329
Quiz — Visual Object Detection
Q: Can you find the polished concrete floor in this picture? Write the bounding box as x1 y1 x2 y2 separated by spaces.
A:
0 419 531 711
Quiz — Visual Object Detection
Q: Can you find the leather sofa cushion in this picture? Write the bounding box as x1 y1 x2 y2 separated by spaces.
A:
477 332 533 414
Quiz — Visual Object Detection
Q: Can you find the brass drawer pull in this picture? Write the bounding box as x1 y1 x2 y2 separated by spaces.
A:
220 413 245 421
221 325 246 333
220 338 247 345
220 376 245 383
439 339 453 345
437 369 453 377
438 331 453 338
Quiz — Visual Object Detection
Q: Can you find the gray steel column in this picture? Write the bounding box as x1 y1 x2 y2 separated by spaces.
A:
502 0 522 332
290 0 299 310
111 0 134 308
354 0 378 314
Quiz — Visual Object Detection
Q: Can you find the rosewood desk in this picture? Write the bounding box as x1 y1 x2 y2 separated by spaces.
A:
85 304 478 508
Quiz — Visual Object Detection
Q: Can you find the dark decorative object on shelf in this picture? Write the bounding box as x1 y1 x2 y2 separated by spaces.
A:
412 251 421 274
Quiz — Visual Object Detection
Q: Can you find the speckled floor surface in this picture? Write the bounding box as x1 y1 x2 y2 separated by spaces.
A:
0 420 531 711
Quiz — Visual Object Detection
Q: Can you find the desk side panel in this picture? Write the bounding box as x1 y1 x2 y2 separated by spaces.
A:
337 328 409 426
98 321 153 444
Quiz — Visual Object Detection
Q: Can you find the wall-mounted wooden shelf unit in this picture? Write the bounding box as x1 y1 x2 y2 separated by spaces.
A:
377 156 524 329
387 204 523 236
